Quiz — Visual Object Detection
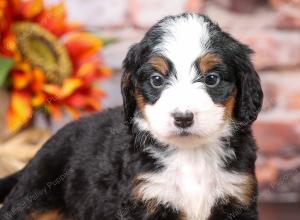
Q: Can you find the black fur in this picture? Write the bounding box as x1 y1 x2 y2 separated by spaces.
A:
0 171 21 202
204 18 263 126
0 13 263 220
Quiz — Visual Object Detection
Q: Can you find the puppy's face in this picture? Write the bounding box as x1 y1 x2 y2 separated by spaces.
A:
122 14 262 148
136 54 234 148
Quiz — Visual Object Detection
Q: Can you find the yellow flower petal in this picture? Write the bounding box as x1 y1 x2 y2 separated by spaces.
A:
7 91 33 132
64 32 102 62
88 98 101 110
32 92 45 107
64 105 80 119
11 70 31 89
46 104 62 121
43 84 61 97
77 62 97 77
61 78 82 97
21 0 44 19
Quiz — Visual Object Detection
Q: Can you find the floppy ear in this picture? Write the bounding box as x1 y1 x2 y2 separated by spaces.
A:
121 44 141 124
234 51 263 127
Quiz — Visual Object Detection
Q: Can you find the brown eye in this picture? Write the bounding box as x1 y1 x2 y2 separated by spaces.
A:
205 72 220 88
150 73 164 88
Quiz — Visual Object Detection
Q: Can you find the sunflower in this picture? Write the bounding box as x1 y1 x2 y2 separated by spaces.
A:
0 0 111 132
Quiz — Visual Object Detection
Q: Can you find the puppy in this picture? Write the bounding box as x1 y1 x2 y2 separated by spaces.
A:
0 13 263 220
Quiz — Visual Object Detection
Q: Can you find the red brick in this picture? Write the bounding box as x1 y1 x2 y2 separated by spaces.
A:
253 121 300 155
65 0 128 28
276 5 300 29
256 159 279 185
237 31 300 70
268 0 300 9
259 70 300 110
207 3 275 32
268 0 300 29
101 28 145 70
129 0 205 28
258 166 300 203
215 0 264 13
185 0 205 12
287 93 300 110
261 82 278 111
257 156 300 188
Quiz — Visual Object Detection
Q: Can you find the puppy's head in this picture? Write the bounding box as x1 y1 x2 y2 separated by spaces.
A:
122 13 263 148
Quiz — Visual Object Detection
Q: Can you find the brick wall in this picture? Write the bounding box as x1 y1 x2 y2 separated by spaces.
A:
51 0 300 202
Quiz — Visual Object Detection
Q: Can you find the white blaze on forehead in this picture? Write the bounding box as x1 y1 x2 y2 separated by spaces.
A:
155 14 210 82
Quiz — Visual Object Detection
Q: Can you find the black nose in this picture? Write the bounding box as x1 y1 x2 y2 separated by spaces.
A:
172 111 194 128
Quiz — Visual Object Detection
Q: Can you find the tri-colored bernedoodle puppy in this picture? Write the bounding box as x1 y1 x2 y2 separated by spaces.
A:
0 13 263 220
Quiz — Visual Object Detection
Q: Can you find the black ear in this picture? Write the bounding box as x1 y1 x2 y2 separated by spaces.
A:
121 44 141 124
234 50 263 127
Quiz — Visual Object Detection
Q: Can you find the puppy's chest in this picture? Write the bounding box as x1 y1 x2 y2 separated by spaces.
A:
135 151 250 220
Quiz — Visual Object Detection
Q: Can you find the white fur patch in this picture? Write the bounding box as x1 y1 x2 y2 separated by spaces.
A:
138 14 227 148
155 13 210 82
141 82 228 148
136 143 250 220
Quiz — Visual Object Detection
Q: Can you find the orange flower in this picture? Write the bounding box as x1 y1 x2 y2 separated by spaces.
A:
32 92 46 107
30 68 46 92
20 0 43 19
0 0 12 35
0 32 17 56
7 0 43 20
37 3 80 37
76 61 106 86
7 91 33 132
61 78 83 97
11 70 32 89
64 32 102 66
46 103 62 121
1 0 111 132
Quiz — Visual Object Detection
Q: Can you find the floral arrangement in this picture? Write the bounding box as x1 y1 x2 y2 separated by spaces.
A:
0 0 111 132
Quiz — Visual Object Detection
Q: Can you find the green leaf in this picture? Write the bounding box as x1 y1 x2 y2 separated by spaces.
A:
0 56 14 87
92 33 118 46
101 37 118 46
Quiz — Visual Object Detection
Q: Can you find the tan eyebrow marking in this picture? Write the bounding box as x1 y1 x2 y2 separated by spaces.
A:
198 53 222 74
148 56 169 75
223 92 236 120
135 89 145 111
28 209 66 220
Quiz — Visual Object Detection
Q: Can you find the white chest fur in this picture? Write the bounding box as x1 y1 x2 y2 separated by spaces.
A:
135 146 252 220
